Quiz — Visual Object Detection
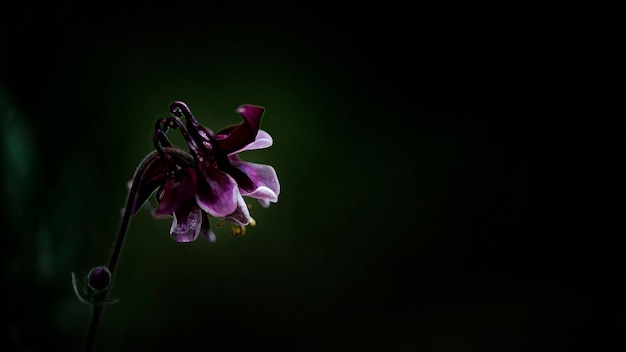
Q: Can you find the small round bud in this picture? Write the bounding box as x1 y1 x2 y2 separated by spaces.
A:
87 266 111 291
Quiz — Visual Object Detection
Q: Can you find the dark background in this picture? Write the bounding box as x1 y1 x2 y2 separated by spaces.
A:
1 2 624 351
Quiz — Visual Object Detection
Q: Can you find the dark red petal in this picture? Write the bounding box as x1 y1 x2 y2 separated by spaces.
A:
214 105 264 154
154 167 197 216
216 157 255 192
130 155 167 215
130 149 195 215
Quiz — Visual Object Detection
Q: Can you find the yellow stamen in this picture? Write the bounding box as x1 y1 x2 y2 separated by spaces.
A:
230 225 246 236
227 216 256 236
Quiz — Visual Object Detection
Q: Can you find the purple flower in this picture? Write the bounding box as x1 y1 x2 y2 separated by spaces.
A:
129 101 280 243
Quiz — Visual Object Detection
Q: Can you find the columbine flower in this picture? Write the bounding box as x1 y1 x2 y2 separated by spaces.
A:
129 101 280 242
74 100 280 351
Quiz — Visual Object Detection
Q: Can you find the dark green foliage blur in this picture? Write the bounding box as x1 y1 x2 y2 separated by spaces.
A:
1 2 625 351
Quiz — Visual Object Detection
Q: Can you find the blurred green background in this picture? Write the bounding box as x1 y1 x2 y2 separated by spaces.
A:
1 2 625 351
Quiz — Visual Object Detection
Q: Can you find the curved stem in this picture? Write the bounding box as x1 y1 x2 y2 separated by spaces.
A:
83 150 161 352
83 147 195 351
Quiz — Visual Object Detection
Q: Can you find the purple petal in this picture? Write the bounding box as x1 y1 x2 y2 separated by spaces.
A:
170 203 203 242
214 104 264 154
244 186 277 207
153 167 197 217
130 154 167 215
229 159 280 206
229 130 273 155
130 149 194 215
195 165 240 218
199 215 216 242
222 195 251 226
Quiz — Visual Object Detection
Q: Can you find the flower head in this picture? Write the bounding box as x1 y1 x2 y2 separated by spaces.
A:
129 101 280 242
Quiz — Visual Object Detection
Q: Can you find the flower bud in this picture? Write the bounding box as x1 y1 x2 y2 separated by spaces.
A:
87 266 111 291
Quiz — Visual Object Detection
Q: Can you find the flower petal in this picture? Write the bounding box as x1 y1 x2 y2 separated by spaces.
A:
153 167 197 217
199 214 216 242
130 149 194 215
229 159 280 206
130 154 167 215
244 186 277 207
214 104 264 154
229 130 273 154
195 165 240 218
170 203 203 242
222 195 251 226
